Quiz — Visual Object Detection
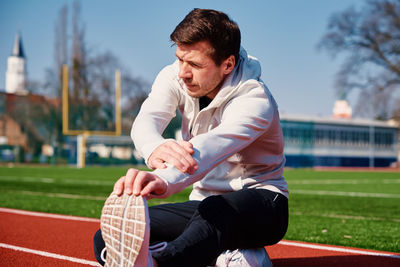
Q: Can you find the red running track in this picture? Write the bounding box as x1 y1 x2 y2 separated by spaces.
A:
0 207 399 266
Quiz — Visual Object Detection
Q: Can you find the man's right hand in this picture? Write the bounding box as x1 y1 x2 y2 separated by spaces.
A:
148 140 198 174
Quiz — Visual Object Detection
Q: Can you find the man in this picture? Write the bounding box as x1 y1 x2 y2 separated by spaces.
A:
94 8 289 267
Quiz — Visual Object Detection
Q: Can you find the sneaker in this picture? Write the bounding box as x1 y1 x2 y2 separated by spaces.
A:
215 247 273 267
100 193 151 266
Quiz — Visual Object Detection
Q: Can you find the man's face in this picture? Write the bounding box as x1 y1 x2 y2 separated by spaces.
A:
175 41 234 99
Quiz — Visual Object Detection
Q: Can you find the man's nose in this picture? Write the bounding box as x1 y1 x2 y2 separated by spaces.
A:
178 63 192 79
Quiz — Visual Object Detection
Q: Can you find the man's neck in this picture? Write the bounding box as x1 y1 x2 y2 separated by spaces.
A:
199 96 212 110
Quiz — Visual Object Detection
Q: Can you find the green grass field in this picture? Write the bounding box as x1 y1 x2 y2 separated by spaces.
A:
0 165 399 253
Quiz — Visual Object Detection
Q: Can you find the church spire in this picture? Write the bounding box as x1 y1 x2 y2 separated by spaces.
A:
5 32 27 95
12 32 25 58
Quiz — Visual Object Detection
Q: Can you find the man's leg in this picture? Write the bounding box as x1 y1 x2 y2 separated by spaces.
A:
152 189 288 267
200 188 289 249
149 201 200 245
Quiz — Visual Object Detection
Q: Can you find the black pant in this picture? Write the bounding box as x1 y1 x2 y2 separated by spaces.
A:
93 188 288 267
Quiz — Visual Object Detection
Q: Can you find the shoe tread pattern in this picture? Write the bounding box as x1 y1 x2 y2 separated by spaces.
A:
101 193 146 267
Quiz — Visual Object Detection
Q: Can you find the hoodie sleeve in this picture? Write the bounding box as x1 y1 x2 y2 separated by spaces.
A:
131 64 180 164
153 81 277 198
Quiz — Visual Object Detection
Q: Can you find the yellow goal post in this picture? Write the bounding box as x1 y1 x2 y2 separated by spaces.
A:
62 64 122 167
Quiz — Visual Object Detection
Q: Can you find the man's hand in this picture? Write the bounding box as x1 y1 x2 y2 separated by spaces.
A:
113 168 167 199
148 140 198 174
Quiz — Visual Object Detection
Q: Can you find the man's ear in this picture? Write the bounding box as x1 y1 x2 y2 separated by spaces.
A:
222 55 235 75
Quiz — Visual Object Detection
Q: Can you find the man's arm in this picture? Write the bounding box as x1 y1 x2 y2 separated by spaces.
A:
131 63 197 173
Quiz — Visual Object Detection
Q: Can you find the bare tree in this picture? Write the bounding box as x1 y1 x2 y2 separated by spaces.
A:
88 51 150 134
56 4 68 97
120 70 150 134
65 1 151 134
43 4 68 98
318 0 400 119
71 0 88 101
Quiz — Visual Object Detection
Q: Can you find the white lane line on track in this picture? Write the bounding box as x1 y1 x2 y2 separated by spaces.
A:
0 207 100 223
4 190 106 201
0 175 114 185
289 179 400 185
0 242 100 266
291 211 400 223
292 189 400 198
278 241 400 259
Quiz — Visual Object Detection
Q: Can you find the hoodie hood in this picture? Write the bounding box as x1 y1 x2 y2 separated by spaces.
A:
232 47 262 84
210 47 263 107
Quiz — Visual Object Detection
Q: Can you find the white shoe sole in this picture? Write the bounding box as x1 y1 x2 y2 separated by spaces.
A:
215 247 273 267
101 193 147 267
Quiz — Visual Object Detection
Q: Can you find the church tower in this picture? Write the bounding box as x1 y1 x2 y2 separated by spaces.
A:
5 32 28 95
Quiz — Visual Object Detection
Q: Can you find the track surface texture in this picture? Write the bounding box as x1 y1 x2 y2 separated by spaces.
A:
0 207 399 266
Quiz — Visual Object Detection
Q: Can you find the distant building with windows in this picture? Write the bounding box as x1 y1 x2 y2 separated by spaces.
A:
280 114 399 167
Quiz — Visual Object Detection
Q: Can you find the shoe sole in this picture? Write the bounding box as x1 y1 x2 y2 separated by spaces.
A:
101 193 146 267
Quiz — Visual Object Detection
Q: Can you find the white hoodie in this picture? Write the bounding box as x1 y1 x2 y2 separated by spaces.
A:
131 48 288 200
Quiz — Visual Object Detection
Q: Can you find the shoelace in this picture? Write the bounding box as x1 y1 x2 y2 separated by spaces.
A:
149 242 168 253
224 249 241 266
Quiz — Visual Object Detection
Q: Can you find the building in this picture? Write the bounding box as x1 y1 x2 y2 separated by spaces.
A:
0 91 61 160
332 99 352 119
281 114 399 167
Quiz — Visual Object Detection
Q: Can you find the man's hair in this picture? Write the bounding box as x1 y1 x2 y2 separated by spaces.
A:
170 8 241 65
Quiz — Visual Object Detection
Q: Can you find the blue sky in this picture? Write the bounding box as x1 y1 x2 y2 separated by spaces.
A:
0 0 362 117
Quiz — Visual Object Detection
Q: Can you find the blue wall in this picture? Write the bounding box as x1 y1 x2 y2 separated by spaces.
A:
285 155 397 168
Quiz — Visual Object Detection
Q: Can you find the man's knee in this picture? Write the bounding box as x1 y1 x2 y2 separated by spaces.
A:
197 190 288 248
198 194 238 231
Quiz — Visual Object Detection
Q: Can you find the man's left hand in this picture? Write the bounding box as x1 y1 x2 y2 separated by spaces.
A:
147 140 198 174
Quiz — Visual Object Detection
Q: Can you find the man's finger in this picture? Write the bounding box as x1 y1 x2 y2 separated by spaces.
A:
140 180 156 198
149 158 167 170
170 141 193 157
168 142 198 173
132 171 149 196
178 140 194 154
124 168 139 195
141 177 168 198
141 180 165 198
153 149 190 173
113 176 125 196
